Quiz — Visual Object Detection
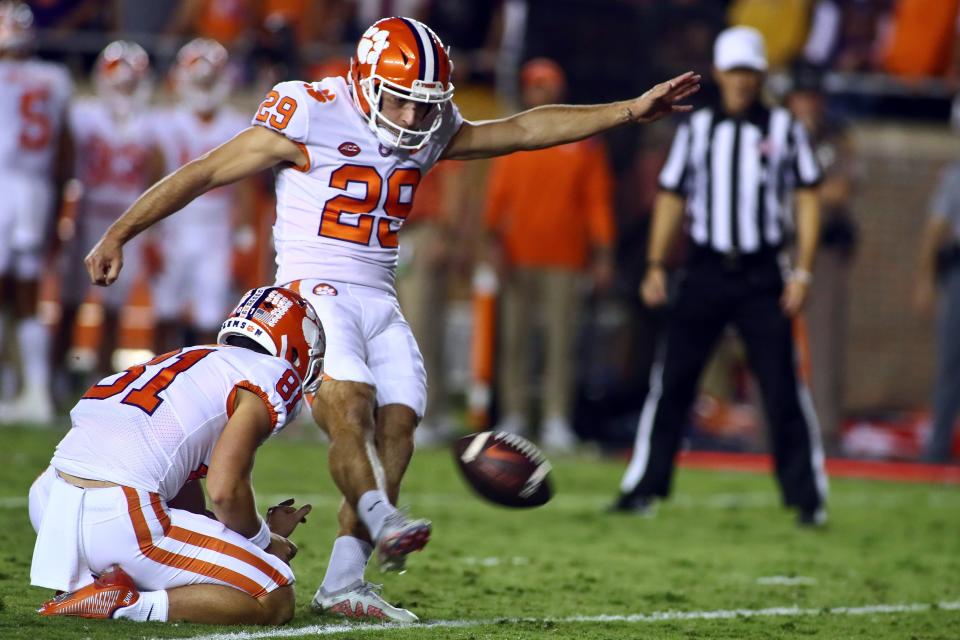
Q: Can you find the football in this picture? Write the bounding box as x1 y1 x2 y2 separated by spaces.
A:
452 431 553 508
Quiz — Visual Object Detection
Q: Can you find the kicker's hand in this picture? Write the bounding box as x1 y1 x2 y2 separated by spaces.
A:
265 498 312 538
84 234 124 286
627 72 701 124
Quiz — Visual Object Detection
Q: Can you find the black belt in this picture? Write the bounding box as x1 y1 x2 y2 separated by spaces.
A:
687 245 781 271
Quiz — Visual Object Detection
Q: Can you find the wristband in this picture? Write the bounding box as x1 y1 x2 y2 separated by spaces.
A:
248 517 271 550
647 260 665 269
790 269 813 285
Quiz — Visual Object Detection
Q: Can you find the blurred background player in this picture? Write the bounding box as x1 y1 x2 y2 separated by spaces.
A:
55 40 160 382
483 57 615 453
0 1 73 425
152 38 251 353
914 97 960 463
30 286 321 624
786 59 858 457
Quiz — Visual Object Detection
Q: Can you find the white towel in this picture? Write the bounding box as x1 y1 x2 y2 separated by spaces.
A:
30 473 89 592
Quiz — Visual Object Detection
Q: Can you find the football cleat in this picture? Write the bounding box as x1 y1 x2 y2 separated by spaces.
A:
797 506 828 528
38 565 139 618
608 493 656 517
312 580 418 623
375 509 431 572
540 416 577 454
0 386 55 425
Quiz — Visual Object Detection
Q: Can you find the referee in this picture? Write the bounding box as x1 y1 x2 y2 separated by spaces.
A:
612 27 829 526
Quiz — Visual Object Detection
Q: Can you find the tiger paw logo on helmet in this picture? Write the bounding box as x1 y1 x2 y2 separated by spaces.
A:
357 26 389 65
349 17 454 151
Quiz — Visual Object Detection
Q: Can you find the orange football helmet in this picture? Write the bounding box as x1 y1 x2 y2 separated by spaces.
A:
349 16 454 150
172 38 231 115
218 286 325 392
94 40 152 114
0 1 32 53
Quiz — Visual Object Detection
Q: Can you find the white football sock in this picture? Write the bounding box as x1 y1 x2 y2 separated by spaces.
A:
320 535 373 593
17 318 51 393
357 490 397 541
113 589 169 622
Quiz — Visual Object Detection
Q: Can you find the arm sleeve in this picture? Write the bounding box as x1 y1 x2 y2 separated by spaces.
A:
583 140 615 249
791 119 823 188
250 80 311 144
658 122 692 194
232 358 304 434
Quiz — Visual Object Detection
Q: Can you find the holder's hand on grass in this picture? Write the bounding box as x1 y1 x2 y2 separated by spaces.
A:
266 498 312 538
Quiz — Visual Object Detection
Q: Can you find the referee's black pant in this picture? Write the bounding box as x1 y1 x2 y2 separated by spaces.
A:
620 249 827 512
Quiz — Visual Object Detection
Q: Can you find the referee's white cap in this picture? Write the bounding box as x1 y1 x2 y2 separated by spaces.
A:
714 26 768 72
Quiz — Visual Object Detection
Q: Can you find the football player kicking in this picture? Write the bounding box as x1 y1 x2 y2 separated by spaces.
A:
84 16 700 623
29 286 323 624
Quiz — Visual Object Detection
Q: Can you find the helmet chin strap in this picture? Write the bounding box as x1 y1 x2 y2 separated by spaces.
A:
360 77 443 150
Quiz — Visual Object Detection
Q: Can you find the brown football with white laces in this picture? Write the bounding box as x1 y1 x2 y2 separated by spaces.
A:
453 431 553 508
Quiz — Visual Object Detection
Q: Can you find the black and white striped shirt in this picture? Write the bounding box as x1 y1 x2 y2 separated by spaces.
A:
659 103 822 254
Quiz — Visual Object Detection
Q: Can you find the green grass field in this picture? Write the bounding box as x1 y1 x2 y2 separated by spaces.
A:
1 422 958 639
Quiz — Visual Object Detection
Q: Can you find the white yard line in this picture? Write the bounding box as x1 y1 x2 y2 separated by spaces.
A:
756 576 817 586
180 600 960 640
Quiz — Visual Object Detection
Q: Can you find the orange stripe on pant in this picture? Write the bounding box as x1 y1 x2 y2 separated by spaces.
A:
122 487 271 598
166 526 289 589
149 491 290 589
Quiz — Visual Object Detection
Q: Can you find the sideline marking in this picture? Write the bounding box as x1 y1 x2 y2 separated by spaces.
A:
181 600 960 640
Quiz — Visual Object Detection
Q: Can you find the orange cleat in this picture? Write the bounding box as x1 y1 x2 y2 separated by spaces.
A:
38 565 139 618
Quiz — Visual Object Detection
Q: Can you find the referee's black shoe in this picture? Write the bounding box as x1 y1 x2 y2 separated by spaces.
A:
608 492 656 516
796 506 828 528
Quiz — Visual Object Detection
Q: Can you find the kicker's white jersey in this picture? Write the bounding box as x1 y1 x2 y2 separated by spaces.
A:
70 98 158 221
51 345 303 501
251 76 463 293
0 58 72 176
155 105 248 228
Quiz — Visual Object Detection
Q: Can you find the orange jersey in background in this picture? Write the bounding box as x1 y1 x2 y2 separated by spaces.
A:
483 138 615 269
407 160 462 224
195 0 252 46
882 0 960 78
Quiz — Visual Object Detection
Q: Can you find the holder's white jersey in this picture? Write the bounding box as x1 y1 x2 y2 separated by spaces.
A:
251 76 463 293
0 58 72 176
70 98 158 220
51 345 303 501
156 105 248 228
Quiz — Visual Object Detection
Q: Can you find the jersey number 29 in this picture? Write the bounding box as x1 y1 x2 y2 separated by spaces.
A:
319 165 421 248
